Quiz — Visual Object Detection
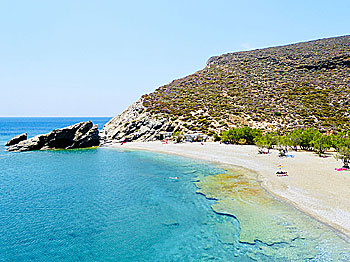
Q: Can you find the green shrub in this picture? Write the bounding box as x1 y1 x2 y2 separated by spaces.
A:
298 128 319 150
276 135 290 157
221 126 261 145
172 131 183 143
311 133 332 156
254 134 275 153
335 138 350 168
213 133 221 141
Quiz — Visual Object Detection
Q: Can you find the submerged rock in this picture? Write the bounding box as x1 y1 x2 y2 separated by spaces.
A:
6 121 99 152
5 133 27 146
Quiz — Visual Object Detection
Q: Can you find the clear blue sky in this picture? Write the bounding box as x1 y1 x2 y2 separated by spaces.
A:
1 0 349 116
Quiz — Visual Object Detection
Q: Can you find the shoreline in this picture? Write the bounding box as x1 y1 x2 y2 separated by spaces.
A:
107 141 350 240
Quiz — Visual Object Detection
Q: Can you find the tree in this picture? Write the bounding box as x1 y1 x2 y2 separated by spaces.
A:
221 127 261 145
335 138 350 169
254 134 275 154
172 131 183 143
213 133 221 142
311 133 332 156
221 129 237 144
332 132 347 151
239 126 262 144
276 135 289 157
299 128 319 150
286 129 303 151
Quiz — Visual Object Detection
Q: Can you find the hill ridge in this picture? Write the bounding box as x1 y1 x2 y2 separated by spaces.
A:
102 35 350 143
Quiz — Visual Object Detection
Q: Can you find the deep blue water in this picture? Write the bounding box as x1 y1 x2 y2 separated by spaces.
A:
1 118 350 261
0 118 246 261
0 117 109 141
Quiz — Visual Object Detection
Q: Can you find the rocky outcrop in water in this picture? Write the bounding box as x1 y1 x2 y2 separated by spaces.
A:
5 133 27 146
6 121 99 152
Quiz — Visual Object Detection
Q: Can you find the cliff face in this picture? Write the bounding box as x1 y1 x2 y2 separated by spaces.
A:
102 35 350 143
101 99 172 143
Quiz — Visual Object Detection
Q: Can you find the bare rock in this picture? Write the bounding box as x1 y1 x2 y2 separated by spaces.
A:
5 133 27 146
100 98 172 144
7 121 99 152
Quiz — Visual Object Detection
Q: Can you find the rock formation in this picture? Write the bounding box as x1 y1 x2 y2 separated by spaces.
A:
7 121 99 152
101 98 174 143
5 133 27 146
102 35 350 144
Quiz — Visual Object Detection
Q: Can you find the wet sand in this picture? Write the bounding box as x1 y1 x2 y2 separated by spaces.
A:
109 141 350 238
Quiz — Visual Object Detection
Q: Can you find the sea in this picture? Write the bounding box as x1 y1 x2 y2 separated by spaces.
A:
1 117 350 261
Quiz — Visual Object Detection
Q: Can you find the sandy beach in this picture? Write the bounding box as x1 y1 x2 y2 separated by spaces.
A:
110 141 350 239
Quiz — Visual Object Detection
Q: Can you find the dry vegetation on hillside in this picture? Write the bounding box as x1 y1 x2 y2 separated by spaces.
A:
142 36 350 135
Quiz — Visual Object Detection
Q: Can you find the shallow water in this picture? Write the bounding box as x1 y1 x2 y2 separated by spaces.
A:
195 167 350 260
1 118 350 261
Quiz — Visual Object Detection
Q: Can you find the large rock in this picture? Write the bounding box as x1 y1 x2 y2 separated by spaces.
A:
6 121 99 152
5 133 27 146
100 98 174 144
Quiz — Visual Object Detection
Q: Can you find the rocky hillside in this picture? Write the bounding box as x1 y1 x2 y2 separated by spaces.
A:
102 35 350 143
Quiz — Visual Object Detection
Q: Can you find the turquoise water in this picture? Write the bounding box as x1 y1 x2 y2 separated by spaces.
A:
1 118 350 261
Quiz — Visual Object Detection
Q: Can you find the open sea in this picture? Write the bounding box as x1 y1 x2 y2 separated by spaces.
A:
1 117 350 261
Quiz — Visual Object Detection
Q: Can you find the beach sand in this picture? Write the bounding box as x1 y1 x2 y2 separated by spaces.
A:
109 141 350 239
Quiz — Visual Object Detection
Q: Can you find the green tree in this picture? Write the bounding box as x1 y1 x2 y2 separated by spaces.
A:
332 132 347 151
254 134 275 154
299 128 319 150
221 127 261 145
276 135 289 157
221 129 237 144
286 129 303 151
311 133 332 156
213 133 221 142
172 131 183 143
335 138 350 169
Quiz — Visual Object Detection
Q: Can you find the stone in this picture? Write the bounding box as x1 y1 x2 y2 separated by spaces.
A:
5 133 27 146
6 121 99 152
100 98 172 144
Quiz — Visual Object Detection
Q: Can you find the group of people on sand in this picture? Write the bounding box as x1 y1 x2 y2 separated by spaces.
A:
276 165 288 177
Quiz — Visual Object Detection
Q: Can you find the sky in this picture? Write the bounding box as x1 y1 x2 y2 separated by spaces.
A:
0 0 349 117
